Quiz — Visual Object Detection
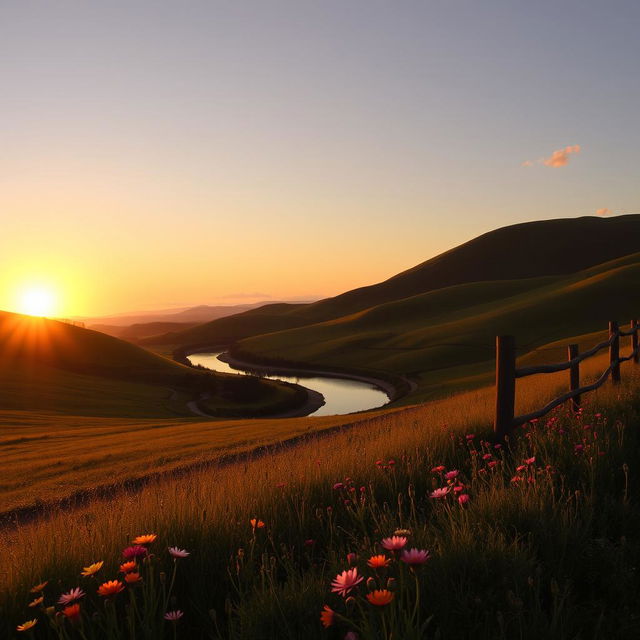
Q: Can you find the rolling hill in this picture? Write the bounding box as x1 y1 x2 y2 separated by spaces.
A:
150 215 640 349
0 312 300 417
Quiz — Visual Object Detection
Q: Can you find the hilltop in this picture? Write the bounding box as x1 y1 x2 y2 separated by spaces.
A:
150 215 640 350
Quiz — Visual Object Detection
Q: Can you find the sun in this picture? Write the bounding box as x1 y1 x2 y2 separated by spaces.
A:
18 287 58 317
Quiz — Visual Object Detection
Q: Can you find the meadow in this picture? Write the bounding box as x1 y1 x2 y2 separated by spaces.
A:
3 349 640 638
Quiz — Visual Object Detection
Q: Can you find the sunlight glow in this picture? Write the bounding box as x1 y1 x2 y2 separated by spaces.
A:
18 287 58 317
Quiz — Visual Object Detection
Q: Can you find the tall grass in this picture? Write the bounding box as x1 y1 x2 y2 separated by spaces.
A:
3 352 640 638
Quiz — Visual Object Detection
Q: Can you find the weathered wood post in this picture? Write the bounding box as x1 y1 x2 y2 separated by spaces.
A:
495 335 516 439
632 319 639 364
610 320 620 383
568 343 580 410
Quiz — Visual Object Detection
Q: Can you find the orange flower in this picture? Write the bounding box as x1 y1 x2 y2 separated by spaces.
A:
97 580 125 597
62 604 81 621
133 533 157 546
367 554 391 569
250 518 265 529
28 596 43 608
119 561 137 573
320 605 335 628
366 589 395 606
124 572 142 584
30 581 48 593
81 561 104 577
17 620 37 632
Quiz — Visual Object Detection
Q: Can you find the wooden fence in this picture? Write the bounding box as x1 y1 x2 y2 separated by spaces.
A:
494 320 640 439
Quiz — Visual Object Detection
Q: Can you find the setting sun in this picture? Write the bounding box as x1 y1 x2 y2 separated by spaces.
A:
18 287 58 317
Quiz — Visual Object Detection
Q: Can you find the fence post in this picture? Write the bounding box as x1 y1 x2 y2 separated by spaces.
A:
495 335 516 439
568 343 580 410
632 319 639 364
610 320 620 383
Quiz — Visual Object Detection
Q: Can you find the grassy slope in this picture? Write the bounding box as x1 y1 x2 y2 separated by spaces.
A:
236 253 640 401
3 350 639 638
151 214 640 347
0 312 298 418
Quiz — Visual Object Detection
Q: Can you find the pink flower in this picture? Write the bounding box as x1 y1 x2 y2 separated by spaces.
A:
330 568 364 597
429 487 449 499
458 494 470 506
487 461 498 469
381 535 407 551
58 588 85 605
346 552 358 565
444 470 459 481
431 465 446 473
333 482 344 490
168 547 190 559
482 454 492 461
574 444 584 454
164 610 184 621
525 457 536 465
516 465 527 472
466 434 475 440
344 633 359 640
494 443 502 449
400 548 431 566
122 546 148 560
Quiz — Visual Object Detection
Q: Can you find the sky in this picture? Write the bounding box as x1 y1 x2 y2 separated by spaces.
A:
1 0 638 316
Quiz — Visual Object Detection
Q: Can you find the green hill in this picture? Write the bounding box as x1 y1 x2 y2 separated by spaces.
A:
235 251 640 402
152 214 640 349
0 312 300 417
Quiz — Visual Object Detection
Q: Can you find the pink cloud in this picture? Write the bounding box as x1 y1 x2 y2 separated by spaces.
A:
596 208 612 216
543 144 581 168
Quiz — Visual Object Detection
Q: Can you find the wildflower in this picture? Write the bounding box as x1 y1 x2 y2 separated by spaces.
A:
320 605 335 628
366 589 395 606
458 494 471 506
431 465 445 473
381 536 407 551
429 487 449 499
345 633 359 640
81 561 104 577
331 568 364 597
250 518 265 529
453 485 465 494
333 482 344 490
388 459 396 466
516 465 527 472
346 552 357 565
445 470 459 481
574 444 584 454
494 443 502 450
400 548 431 566
164 610 184 621
466 434 475 440
133 534 157 546
168 547 190 559
30 582 48 593
304 539 315 547
58 588 85 605
525 457 536 465
120 561 137 573
482 454 492 461
97 580 125 597
16 620 37 632
62 604 81 622
367 554 391 569
28 596 43 608
487 461 498 469
123 546 148 560
125 572 142 585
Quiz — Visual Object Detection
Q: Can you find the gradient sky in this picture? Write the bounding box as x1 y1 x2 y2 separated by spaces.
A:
1 0 638 316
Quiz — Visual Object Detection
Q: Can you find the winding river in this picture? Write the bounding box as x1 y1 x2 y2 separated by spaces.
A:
187 352 390 416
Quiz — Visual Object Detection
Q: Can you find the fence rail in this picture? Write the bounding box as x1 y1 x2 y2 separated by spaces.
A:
494 319 640 439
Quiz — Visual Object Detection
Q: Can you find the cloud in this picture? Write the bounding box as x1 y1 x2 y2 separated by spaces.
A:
543 144 581 168
596 208 612 216
521 160 534 167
